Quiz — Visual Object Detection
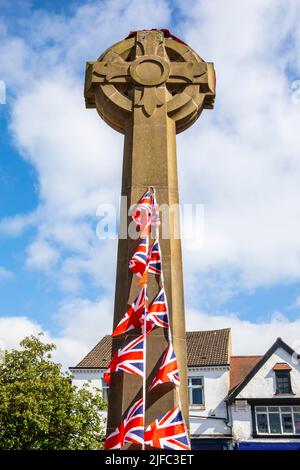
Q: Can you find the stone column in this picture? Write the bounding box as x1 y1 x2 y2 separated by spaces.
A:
84 29 215 443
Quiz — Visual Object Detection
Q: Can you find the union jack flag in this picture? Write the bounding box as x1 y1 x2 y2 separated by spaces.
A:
128 238 149 278
147 288 169 328
104 335 144 385
131 189 154 232
112 287 147 337
131 238 162 286
149 343 180 391
148 239 161 276
104 398 144 449
144 406 190 450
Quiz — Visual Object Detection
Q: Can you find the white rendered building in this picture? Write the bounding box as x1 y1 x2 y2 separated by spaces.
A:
70 329 300 450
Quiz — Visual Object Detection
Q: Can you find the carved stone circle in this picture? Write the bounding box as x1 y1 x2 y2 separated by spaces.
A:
85 30 215 134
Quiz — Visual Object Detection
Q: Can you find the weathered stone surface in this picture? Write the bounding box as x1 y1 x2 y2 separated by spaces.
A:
84 29 215 446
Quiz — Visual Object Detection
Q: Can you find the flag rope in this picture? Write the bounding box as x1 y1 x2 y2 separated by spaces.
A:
142 186 155 450
156 240 172 344
142 285 147 450
145 186 189 448
104 186 190 450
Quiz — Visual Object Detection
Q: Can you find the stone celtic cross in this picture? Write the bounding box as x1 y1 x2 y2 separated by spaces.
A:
85 29 215 446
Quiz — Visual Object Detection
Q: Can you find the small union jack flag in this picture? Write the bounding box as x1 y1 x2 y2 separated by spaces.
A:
144 406 190 450
148 239 161 276
128 238 149 278
112 287 147 337
104 398 144 449
131 189 154 233
149 343 180 391
104 335 144 385
132 238 162 286
147 288 169 328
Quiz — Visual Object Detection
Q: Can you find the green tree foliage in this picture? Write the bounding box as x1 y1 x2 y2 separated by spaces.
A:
0 334 106 450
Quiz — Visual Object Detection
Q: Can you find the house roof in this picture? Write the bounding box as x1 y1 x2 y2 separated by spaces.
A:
230 356 262 393
187 329 231 366
75 335 112 369
227 337 298 402
272 362 292 371
72 328 231 369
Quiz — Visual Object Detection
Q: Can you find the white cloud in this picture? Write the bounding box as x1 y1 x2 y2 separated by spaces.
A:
0 0 171 293
0 212 37 236
26 239 59 271
186 309 300 356
290 295 300 309
0 295 113 369
0 316 41 351
52 295 114 368
9 69 121 291
1 0 300 367
0 266 13 282
55 296 113 348
175 0 300 303
1 305 300 369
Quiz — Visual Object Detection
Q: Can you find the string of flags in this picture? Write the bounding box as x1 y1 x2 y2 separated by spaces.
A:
104 188 190 450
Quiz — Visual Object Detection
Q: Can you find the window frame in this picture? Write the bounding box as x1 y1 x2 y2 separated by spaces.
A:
275 370 293 395
188 376 204 406
254 405 300 436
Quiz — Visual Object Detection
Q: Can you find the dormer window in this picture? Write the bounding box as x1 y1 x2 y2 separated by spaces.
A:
273 363 293 395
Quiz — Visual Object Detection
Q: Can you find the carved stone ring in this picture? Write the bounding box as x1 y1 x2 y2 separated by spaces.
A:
85 30 215 134
130 56 170 86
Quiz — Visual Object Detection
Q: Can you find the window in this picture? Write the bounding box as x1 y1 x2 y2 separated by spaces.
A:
269 409 281 433
256 408 268 433
101 378 109 402
275 371 293 394
294 411 300 434
188 377 204 405
255 406 300 435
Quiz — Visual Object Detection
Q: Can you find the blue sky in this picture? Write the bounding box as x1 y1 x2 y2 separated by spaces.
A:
1 0 300 366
